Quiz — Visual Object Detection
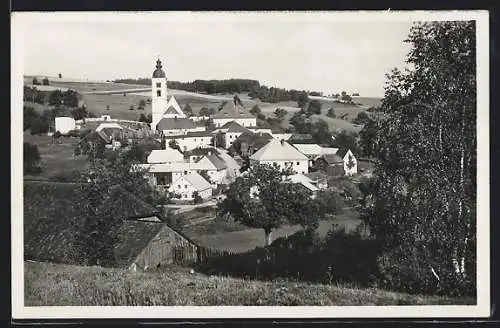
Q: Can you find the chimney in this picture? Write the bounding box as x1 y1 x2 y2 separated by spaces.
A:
280 139 285 146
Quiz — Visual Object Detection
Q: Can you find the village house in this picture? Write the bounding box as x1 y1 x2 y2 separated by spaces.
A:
249 138 309 174
292 144 339 166
284 173 320 198
23 180 199 270
218 121 253 149
212 100 257 128
168 171 213 200
183 147 219 163
164 131 213 152
147 148 185 164
194 153 228 185
315 148 358 176
235 131 274 158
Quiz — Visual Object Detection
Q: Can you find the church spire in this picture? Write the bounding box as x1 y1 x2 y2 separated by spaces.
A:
152 57 166 78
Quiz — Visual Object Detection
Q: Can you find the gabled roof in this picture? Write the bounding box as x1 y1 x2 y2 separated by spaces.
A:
336 148 354 159
213 101 254 119
205 154 227 170
320 147 339 155
96 130 111 143
293 144 323 156
23 180 174 268
164 130 212 139
249 139 309 161
236 131 274 145
221 121 252 134
162 96 186 118
319 153 344 164
96 122 123 132
156 117 196 130
173 171 212 191
147 149 185 164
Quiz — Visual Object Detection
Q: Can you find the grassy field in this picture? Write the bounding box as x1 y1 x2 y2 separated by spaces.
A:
23 133 88 180
181 209 362 253
25 261 473 306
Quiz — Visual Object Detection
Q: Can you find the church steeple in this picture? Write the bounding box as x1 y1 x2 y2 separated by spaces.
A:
152 58 166 78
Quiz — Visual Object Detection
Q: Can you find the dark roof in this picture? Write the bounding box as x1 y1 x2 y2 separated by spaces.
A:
206 154 227 170
23 180 196 268
213 101 254 119
152 59 166 78
336 148 352 158
164 131 212 139
156 117 196 130
184 147 219 157
289 134 313 141
96 130 111 143
224 121 252 133
319 153 343 164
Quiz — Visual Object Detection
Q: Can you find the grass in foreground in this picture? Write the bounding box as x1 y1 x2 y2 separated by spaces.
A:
25 261 474 306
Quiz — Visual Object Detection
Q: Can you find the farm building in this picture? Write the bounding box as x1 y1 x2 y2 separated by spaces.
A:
165 131 213 152
23 180 199 270
212 101 257 128
168 171 212 200
315 148 358 176
249 138 309 175
54 116 76 134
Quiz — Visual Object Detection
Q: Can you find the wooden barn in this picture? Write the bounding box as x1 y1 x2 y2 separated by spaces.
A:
23 180 199 270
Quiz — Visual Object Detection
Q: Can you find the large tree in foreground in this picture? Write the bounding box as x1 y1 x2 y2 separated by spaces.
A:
217 164 323 246
362 21 476 295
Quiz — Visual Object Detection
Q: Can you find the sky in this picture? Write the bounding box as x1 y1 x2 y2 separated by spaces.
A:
18 12 416 97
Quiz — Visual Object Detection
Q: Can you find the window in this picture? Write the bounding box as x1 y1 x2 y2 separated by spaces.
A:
177 185 181 189
156 82 161 88
157 90 161 97
297 162 300 165
185 185 188 189
184 171 188 175
194 138 196 141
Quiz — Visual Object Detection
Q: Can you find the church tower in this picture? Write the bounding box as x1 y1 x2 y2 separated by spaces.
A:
151 58 168 131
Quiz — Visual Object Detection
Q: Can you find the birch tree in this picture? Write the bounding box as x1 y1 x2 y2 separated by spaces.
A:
362 21 476 295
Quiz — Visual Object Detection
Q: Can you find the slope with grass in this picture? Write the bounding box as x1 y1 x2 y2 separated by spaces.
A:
25 261 473 306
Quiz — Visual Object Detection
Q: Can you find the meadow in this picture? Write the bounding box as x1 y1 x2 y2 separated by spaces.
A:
26 78 376 134
25 261 473 306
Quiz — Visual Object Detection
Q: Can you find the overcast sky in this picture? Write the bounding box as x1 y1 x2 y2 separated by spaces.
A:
18 12 416 97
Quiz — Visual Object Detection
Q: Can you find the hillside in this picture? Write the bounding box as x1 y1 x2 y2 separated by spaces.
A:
25 261 473 306
23 77 378 133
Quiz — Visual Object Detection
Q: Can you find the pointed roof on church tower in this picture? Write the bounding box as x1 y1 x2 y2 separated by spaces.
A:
152 58 166 78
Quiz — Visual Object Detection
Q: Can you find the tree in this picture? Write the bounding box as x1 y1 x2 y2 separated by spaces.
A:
48 90 64 106
199 107 214 117
24 142 42 175
168 139 181 151
63 90 79 107
361 21 476 295
138 99 146 110
297 92 309 109
52 130 62 144
308 100 322 115
73 151 168 266
192 191 203 204
71 107 89 120
183 103 193 116
106 105 110 111
32 77 40 85
352 111 370 125
340 91 352 103
274 108 287 121
332 130 359 154
29 117 49 135
327 107 336 118
250 105 262 116
74 131 106 160
359 118 382 158
139 114 149 123
23 106 39 131
42 77 50 85
217 164 323 246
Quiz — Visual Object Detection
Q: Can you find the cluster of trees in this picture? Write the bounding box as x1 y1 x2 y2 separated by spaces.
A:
24 86 47 104
358 21 476 296
352 111 370 125
199 107 217 117
24 105 93 135
289 111 332 145
138 113 152 124
48 90 79 107
32 77 49 85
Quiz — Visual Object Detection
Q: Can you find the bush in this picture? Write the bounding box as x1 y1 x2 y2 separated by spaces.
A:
29 118 49 135
24 142 42 175
192 191 203 204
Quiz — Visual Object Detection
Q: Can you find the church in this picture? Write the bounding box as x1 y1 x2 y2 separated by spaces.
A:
151 59 206 136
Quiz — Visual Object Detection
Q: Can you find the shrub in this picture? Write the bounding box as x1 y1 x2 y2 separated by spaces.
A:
192 191 203 204
24 142 42 175
29 118 49 135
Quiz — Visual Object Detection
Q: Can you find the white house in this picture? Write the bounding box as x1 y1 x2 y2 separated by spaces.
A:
169 171 212 200
219 121 252 149
165 131 213 152
147 148 185 164
54 116 76 134
194 154 228 185
212 101 257 128
336 148 358 176
249 139 309 174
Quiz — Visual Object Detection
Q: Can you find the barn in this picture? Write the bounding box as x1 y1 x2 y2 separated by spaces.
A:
23 180 199 270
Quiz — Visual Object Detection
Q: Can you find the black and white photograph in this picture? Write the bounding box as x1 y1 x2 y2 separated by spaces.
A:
11 10 489 319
